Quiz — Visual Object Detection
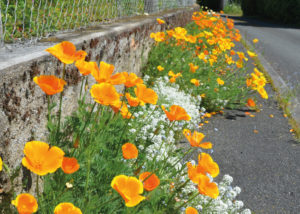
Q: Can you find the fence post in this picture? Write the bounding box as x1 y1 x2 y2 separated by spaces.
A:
144 0 159 13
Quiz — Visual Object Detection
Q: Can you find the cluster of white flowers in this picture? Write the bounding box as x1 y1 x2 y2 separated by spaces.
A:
129 75 250 213
179 174 251 214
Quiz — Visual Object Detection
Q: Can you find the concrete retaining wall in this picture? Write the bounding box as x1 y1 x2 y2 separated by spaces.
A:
0 5 199 203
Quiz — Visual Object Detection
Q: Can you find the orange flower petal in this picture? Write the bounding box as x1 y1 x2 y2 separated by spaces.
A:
135 84 158 105
22 141 64 176
186 207 198 214
163 105 191 121
125 93 141 107
122 143 138 159
46 41 86 64
197 174 219 199
111 175 145 207
75 60 98 76
54 202 82 214
90 83 120 106
139 172 160 191
33 75 66 95
11 193 38 214
61 157 80 174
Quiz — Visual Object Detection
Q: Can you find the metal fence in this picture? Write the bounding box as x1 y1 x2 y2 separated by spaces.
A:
0 0 195 46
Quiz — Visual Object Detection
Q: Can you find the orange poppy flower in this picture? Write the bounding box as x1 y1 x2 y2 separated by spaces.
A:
11 193 38 214
46 41 87 64
183 129 212 149
157 65 164 72
187 153 219 183
134 84 158 105
125 93 140 107
111 175 146 207
54 202 82 214
139 172 160 191
217 78 224 85
186 207 198 214
253 38 259 43
91 61 125 85
33 75 66 95
257 87 268 99
90 83 120 106
61 157 80 174
188 63 199 73
75 60 98 76
111 101 133 119
190 79 200 87
22 141 65 176
122 72 143 88
122 143 138 159
197 174 219 199
150 32 166 42
156 18 165 24
162 105 191 121
247 98 256 107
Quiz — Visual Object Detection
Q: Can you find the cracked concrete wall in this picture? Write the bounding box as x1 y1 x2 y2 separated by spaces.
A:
0 5 199 205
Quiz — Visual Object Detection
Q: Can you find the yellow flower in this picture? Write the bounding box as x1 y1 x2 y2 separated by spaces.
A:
247 50 257 58
111 175 146 207
22 141 64 176
253 38 259 43
157 65 164 72
188 63 199 73
217 78 224 85
90 83 120 106
150 32 165 42
197 174 219 199
0 157 2 171
156 18 165 24
190 79 200 86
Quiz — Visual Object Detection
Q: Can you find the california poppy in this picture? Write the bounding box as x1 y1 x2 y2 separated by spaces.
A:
54 202 82 214
162 105 191 121
156 18 165 24
125 93 140 107
75 60 98 76
46 41 87 64
134 84 158 105
197 174 219 199
122 143 138 159
11 193 38 214
90 83 120 106
253 38 259 43
111 175 146 207
111 101 133 119
190 79 200 86
183 129 212 149
247 50 257 58
157 65 164 72
91 61 125 85
150 32 165 42
139 172 160 191
186 207 198 214
22 141 64 176
33 75 66 95
187 153 219 183
122 72 143 88
188 63 199 73
247 98 256 107
61 157 80 174
217 78 224 85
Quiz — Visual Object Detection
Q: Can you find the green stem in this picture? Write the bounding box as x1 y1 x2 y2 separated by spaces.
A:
84 151 91 204
56 63 66 138
47 95 51 122
174 192 199 211
36 175 39 199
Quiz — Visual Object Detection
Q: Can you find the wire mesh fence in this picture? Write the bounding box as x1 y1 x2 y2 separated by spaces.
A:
0 0 195 46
